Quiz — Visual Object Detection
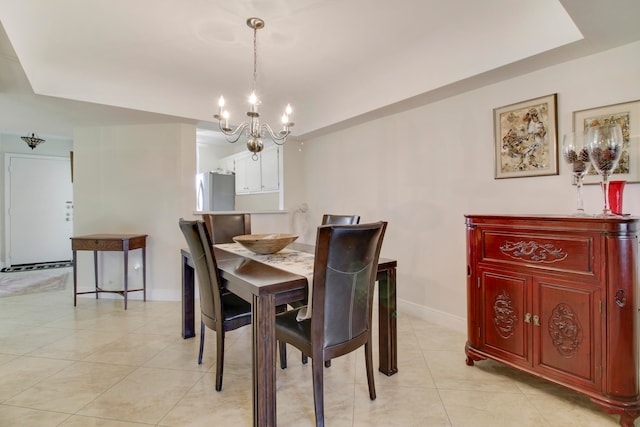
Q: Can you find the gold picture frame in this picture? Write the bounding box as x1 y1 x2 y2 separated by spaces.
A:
572 99 640 184
494 94 558 179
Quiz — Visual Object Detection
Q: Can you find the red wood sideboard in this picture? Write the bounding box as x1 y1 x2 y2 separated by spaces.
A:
465 214 639 427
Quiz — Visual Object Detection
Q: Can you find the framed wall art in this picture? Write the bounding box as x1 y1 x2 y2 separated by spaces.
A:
494 93 558 179
573 99 640 184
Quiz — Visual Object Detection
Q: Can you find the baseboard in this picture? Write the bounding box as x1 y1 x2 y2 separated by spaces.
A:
397 298 466 334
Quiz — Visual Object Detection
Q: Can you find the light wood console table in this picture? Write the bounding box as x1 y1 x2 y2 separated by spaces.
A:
71 234 147 309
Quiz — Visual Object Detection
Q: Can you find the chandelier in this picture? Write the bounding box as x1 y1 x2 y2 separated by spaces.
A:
214 17 294 160
21 133 45 150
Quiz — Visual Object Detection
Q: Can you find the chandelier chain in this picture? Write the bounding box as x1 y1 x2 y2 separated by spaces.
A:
252 25 257 94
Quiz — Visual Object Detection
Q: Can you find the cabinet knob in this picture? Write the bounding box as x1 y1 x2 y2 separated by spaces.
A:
524 313 531 323
533 315 540 327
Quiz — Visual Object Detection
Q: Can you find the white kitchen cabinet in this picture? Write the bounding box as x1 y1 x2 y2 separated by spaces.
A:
224 146 280 195
234 152 261 193
260 146 280 191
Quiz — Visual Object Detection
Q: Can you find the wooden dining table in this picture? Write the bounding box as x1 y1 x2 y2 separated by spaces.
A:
180 242 398 427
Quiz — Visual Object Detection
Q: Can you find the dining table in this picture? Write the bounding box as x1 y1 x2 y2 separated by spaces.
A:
180 242 398 427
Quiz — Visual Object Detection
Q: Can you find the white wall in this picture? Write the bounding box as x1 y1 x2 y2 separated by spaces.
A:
290 41 640 331
73 123 196 300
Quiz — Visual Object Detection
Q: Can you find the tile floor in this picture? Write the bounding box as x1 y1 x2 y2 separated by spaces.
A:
0 269 635 426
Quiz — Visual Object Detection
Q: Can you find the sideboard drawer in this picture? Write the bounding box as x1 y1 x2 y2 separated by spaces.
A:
479 230 598 277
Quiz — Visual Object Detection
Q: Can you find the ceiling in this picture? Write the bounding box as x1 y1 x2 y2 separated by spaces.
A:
1 0 640 144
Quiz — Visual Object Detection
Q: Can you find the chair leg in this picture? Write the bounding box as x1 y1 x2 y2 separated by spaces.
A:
279 341 288 369
324 360 331 368
276 305 288 369
311 350 325 427
364 341 376 400
198 321 205 365
302 353 308 364
215 329 225 391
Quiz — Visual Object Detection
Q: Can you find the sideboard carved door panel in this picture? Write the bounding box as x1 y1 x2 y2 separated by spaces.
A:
535 278 600 391
480 270 530 367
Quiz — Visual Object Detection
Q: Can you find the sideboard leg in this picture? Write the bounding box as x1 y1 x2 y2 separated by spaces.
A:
619 409 640 427
590 398 640 427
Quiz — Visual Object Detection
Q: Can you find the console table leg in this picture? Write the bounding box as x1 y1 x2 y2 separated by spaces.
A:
142 246 147 301
73 250 78 306
93 251 99 299
123 249 129 310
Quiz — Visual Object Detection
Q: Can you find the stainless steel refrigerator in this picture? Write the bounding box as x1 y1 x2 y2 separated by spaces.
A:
196 171 235 211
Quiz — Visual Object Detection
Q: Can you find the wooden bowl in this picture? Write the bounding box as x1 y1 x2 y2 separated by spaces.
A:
233 233 298 255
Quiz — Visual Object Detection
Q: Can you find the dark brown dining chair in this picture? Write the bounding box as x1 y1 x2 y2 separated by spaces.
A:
202 213 251 244
296 213 361 367
321 214 360 225
276 221 387 427
178 218 252 391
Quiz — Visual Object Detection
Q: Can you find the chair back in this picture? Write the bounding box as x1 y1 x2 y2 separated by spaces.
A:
179 218 223 328
321 214 360 225
202 213 251 244
311 222 387 348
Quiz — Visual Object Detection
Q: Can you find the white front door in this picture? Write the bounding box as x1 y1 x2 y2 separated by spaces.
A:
5 154 73 266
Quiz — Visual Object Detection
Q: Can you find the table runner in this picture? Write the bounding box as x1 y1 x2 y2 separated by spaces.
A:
215 243 314 320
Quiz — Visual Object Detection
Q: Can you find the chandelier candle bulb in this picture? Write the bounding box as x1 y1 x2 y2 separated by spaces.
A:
249 92 257 112
222 111 229 130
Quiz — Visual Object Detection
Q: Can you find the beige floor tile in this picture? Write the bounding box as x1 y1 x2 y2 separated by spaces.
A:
529 389 632 427
276 349 358 388
353 386 450 426
0 326 75 355
77 366 204 424
0 353 17 366
144 336 212 371
61 415 151 426
438 388 550 427
159 372 252 426
276 372 354 427
5 361 135 413
0 355 73 401
355 334 436 389
424 350 523 393
414 323 467 353
0 405 71 426
27 329 126 360
82 332 176 366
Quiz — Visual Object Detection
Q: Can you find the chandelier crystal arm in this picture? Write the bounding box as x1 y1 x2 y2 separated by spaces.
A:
260 123 290 145
217 120 249 144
